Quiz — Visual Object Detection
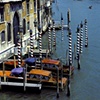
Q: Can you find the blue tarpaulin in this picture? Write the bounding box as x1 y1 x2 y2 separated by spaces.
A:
25 57 36 66
11 67 24 75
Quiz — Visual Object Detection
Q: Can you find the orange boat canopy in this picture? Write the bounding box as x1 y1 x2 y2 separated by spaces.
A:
29 69 51 77
42 58 60 66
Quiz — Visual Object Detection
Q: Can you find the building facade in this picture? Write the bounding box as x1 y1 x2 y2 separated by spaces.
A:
0 0 52 63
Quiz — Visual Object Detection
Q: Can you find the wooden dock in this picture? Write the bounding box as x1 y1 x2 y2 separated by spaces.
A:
28 49 50 57
0 77 42 91
0 82 41 88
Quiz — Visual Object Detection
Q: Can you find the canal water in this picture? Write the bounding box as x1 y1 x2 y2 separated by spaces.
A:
1 0 100 100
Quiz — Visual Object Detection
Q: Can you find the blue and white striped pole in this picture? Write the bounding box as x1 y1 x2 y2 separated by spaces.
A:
76 25 80 70
61 13 64 41
80 22 83 54
48 22 52 53
30 30 34 57
84 19 88 47
67 9 71 97
53 20 56 47
38 26 42 61
17 32 21 67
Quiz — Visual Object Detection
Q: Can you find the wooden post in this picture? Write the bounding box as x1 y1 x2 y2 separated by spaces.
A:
61 13 64 41
48 22 52 54
52 20 56 47
14 55 16 68
66 49 69 66
84 19 88 47
0 77 1 90
67 29 72 97
80 22 83 54
27 46 30 58
56 67 59 98
23 64 27 92
38 26 42 68
17 32 21 67
61 65 63 91
46 49 48 58
3 62 6 82
30 30 34 58
67 9 72 97
76 25 81 70
74 43 76 59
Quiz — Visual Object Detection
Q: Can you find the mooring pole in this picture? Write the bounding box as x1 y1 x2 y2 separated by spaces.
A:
34 20 37 40
38 26 42 68
30 30 34 58
66 49 69 66
67 9 72 97
14 55 16 68
80 21 83 54
61 64 64 91
23 65 26 92
3 61 6 82
48 22 52 54
61 13 64 41
67 9 71 29
52 20 56 47
17 32 21 67
67 29 72 97
76 25 81 70
84 19 88 47
0 76 1 90
56 67 59 98
74 43 76 59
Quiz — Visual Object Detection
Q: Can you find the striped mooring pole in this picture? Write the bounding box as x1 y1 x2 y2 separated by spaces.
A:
67 9 72 97
48 22 52 54
76 25 81 70
61 13 64 41
17 32 21 67
38 26 42 61
80 22 83 54
30 30 34 57
84 19 88 47
67 29 72 97
52 20 56 47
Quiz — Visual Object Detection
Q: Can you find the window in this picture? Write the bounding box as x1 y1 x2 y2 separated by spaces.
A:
34 0 36 13
7 6 10 15
0 8 4 22
1 31 5 43
23 19 26 35
30 2 33 9
7 23 11 42
26 0 29 14
27 22 30 30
